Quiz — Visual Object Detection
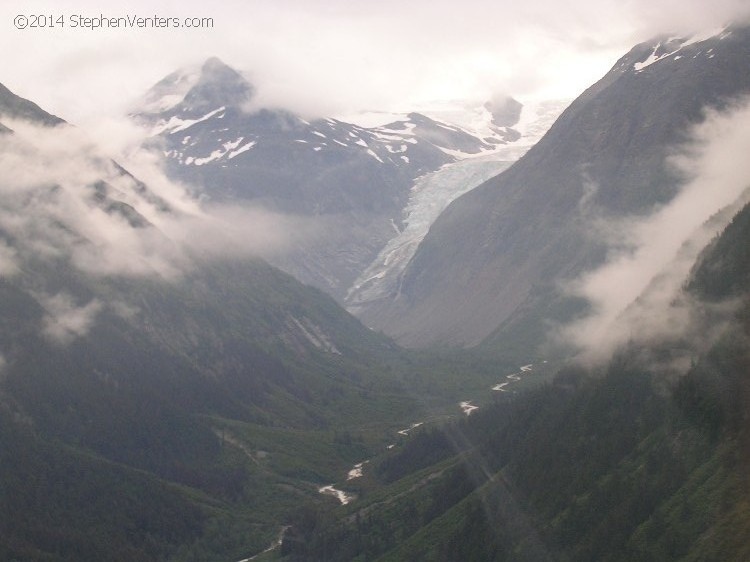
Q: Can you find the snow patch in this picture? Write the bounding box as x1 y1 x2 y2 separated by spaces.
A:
682 26 730 47
184 137 256 165
138 66 200 113
228 141 256 159
222 137 244 151
193 149 225 165
150 106 226 135
634 26 729 72
385 144 408 153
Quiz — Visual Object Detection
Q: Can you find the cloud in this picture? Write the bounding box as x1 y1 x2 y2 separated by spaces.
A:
3 0 750 123
0 118 298 279
36 292 103 345
0 119 182 277
0 241 20 277
558 97 750 366
0 116 315 343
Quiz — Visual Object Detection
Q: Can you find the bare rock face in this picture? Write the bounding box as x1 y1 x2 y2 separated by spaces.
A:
485 94 523 128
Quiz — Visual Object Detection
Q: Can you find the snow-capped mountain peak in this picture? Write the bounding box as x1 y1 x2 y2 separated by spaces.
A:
137 64 202 114
136 57 254 121
131 58 566 302
180 57 254 115
614 25 733 74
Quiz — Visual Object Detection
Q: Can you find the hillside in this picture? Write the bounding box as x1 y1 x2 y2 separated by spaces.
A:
282 200 750 561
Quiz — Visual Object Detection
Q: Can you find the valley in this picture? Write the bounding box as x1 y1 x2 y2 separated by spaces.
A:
1 9 750 562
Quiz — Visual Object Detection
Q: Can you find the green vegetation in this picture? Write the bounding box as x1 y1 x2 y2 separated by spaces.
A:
283 343 750 561
279 202 750 561
4 198 749 560
0 250 522 561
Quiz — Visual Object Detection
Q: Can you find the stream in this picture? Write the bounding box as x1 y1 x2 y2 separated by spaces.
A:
318 484 355 505
237 364 541 559
239 525 289 561
492 363 534 392
458 362 540 416
318 421 427 505
320 364 543 505
460 401 479 415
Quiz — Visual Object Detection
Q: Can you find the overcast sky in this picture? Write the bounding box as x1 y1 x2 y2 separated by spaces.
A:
2 0 750 125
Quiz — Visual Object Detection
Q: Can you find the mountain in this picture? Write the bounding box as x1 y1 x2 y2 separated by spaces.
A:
357 24 750 349
132 58 558 301
0 81 468 561
0 81 65 127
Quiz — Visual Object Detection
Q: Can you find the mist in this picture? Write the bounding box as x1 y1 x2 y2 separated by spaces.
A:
558 97 750 366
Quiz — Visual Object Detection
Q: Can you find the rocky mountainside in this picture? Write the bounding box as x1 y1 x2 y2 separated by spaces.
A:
359 24 750 349
0 81 64 127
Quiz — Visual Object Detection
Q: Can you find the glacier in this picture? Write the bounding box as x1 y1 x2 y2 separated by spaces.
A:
346 100 568 311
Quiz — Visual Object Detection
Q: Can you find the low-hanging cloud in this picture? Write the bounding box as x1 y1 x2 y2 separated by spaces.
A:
0 119 185 278
558 97 750 367
0 118 299 273
0 117 308 343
